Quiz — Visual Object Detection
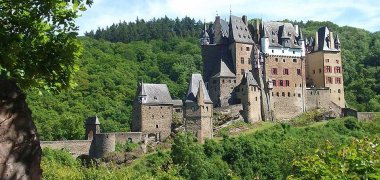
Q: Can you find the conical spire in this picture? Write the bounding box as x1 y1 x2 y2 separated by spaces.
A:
334 34 340 44
334 33 341 49
298 28 304 41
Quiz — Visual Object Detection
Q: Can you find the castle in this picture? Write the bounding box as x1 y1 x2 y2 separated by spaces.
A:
41 14 348 157
132 14 346 143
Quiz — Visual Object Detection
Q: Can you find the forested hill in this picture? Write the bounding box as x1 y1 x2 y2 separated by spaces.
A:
27 17 380 141
85 16 204 42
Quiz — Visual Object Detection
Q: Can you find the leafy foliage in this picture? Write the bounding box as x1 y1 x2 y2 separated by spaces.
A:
289 138 380 179
0 0 92 90
27 37 202 140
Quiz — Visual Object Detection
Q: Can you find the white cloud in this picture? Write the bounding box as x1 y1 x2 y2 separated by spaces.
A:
76 0 380 35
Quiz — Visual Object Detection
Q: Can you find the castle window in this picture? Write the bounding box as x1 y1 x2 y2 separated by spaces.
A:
152 115 154 118
288 92 291 97
272 31 275 35
149 107 151 109
297 68 301 75
246 47 250 51
298 93 301 97
275 58 278 62
338 89 341 93
272 68 278 75
325 66 332 73
285 80 290 86
229 80 232 83
175 109 182 113
241 47 243 51
336 60 339 64
283 59 285 62
326 59 329 63
330 89 332 93
255 97 258 101
282 50 284 53
292 51 295 54
336 77 342 84
276 92 279 96
339 97 341 101
295 83 297 87
335 66 341 73
234 80 236 83
222 79 225 83
272 92 274 96
156 125 159 128
327 77 333 84
254 87 256 91
313 70 316 74
283 68 289 75
241 69 245 75
293 59 297 63
282 92 285 96
273 80 277 86
300 84 302 87
279 80 284 86
310 92 313 95
154 96 158 100
206 106 209 111
160 106 162 109
241 57 244 64
319 68 322 73
272 49 274 53
272 39 275 43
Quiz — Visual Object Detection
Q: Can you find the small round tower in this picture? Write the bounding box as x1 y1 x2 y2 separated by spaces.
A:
85 116 100 140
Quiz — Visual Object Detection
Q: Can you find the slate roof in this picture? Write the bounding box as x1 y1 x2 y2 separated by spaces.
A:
172 99 183 107
212 59 236 78
186 74 212 104
229 15 254 44
138 83 173 105
262 21 302 48
315 26 340 52
86 116 100 125
241 72 259 87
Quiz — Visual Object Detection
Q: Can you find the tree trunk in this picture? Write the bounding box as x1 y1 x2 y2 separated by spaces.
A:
0 79 42 180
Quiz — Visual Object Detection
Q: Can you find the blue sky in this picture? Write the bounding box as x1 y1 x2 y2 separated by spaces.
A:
76 0 380 35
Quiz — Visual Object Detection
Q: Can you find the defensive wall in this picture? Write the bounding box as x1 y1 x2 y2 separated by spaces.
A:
40 132 143 158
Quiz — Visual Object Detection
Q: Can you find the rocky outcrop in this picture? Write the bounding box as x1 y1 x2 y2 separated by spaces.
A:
0 79 41 180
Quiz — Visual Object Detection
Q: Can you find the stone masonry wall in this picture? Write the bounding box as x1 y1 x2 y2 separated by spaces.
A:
305 88 330 111
265 55 306 119
140 105 172 141
40 140 92 157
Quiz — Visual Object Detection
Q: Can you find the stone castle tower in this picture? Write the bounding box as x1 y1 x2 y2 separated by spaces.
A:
238 73 262 123
132 82 173 141
305 27 345 108
184 74 213 143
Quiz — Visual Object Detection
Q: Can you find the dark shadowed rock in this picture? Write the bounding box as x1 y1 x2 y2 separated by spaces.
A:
0 79 41 180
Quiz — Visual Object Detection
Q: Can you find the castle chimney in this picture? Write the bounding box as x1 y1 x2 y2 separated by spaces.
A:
294 25 299 36
314 31 319 51
329 31 334 49
242 15 247 25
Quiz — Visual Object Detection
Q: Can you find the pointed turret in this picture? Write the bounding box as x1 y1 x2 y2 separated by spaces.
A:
200 20 210 45
298 28 304 41
334 34 341 50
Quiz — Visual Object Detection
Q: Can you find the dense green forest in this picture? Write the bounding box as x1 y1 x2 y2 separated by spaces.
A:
26 17 380 141
42 117 380 179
